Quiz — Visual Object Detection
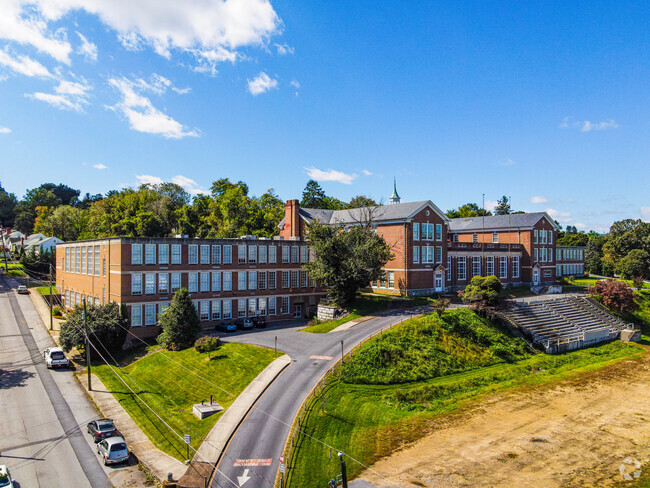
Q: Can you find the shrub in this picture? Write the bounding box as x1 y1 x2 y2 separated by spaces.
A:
194 336 221 354
593 279 638 313
460 275 502 309
52 305 63 317
632 276 645 291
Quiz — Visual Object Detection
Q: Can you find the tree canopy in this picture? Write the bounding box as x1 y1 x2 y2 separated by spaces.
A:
157 288 202 350
446 203 492 218
59 301 129 354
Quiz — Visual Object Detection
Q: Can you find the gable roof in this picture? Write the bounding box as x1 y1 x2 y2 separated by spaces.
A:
448 212 560 232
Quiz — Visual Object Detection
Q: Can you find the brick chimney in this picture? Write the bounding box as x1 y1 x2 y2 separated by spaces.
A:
282 200 302 239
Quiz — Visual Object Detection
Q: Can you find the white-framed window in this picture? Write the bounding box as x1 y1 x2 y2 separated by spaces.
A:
291 246 299 264
212 300 221 320
541 247 547 263
248 299 257 316
131 244 142 265
387 271 395 288
87 246 93 275
282 246 290 263
534 248 539 263
259 246 267 264
300 270 308 288
549 231 553 244
212 245 221 264
458 257 467 281
94 246 100 275
422 223 434 240
223 300 232 319
158 273 169 294
212 272 221 291
268 271 277 289
435 224 442 241
248 245 257 264
422 246 434 263
200 272 210 292
223 245 232 264
453 234 459 242
200 245 210 264
145 304 156 326
281 297 289 314
472 257 481 277
103 258 106 277
413 246 419 264
291 271 299 288
200 301 210 321
379 273 387 288
486 256 494 276
238 271 247 290
259 271 267 289
269 246 277 264
145 273 156 294
282 271 290 288
447 256 452 280
269 297 277 315
145 244 156 265
188 272 198 292
171 273 181 292
492 233 499 243
238 299 247 317
81 246 87 274
223 272 232 291
258 298 267 316
435 246 442 264
413 222 420 241
131 274 143 295
499 257 508 279
300 246 309 263
534 229 538 244
159 244 169 265
513 256 520 278
65 247 70 272
189 245 199 264
549 248 553 262
131 305 142 327
542 230 548 244
171 244 181 264
472 234 478 243
238 245 247 264
249 271 257 290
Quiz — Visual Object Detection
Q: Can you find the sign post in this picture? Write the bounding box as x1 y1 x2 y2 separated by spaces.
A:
184 434 191 463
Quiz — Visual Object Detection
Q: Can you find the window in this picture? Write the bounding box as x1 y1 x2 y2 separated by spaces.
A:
300 246 309 263
291 271 299 288
248 299 257 316
379 273 387 288
300 270 308 288
238 245 247 264
513 256 520 278
435 246 442 264
472 234 478 243
248 245 257 264
223 272 232 291
541 247 547 263
223 300 232 319
269 297 277 315
486 256 494 276
258 298 267 316
492 233 499 243
435 224 442 241
282 271 290 288
387 271 395 288
145 273 156 294
281 297 289 314
102 287 105 305
103 258 106 277
447 256 452 280
200 245 210 264
259 271 267 289
282 246 290 263
534 229 538 244
212 245 221 264
542 230 548 244
238 271 247 290
65 247 70 272
188 272 198 293
268 271 277 289
145 304 156 326
544 269 552 277
81 246 87 274
145 244 156 265
131 305 142 327
453 234 459 242
499 257 508 279
94 246 100 275
200 301 210 321
269 246 277 264
259 246 267 264
189 245 199 264
422 223 433 240
223 245 232 264
171 244 181 264
472 257 481 277
413 246 419 264
291 246 299 264
171 273 181 292
131 274 142 295
238 299 247 317
249 271 257 290
422 246 434 263
458 257 467 280
159 244 169 265
549 231 553 244
132 244 142 265
413 222 420 241
534 248 539 263
549 248 553 262
88 246 93 275
212 272 221 291
74 247 79 273
200 272 210 292
212 300 221 320
158 273 169 294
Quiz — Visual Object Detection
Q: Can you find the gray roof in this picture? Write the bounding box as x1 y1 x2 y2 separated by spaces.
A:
448 212 559 231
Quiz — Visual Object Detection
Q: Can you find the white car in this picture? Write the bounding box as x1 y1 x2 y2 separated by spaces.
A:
16 285 29 294
0 465 14 488
97 437 129 465
43 347 70 369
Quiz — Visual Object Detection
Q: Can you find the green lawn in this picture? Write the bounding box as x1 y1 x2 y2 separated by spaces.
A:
285 309 647 487
563 275 650 290
301 294 396 333
36 285 59 295
91 342 277 461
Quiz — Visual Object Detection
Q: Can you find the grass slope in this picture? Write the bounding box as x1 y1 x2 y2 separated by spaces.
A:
301 295 395 334
92 342 276 461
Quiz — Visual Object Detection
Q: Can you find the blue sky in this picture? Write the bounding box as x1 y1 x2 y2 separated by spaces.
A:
0 0 647 232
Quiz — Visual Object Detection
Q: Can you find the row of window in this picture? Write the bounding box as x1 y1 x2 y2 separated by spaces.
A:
533 229 553 245
130 243 310 266
557 264 585 276
451 256 520 281
64 289 105 308
64 245 106 276
557 248 583 261
534 247 553 263
413 246 443 264
413 223 443 241
130 270 314 295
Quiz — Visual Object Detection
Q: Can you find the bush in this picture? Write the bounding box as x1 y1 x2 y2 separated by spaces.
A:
194 336 221 354
593 279 638 313
52 305 63 317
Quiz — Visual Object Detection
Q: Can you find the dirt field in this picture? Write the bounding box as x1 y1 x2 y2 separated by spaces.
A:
360 354 650 488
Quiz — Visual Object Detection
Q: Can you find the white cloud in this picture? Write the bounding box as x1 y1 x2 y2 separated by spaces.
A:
641 207 650 221
93 163 108 170
560 116 619 132
484 200 498 212
108 76 199 139
247 72 278 96
27 79 91 112
530 195 549 205
171 175 207 195
0 126 11 134
305 167 357 185
135 174 164 186
362 169 373 176
0 48 52 77
499 158 516 167
546 208 572 223
76 31 97 62
290 79 300 89
575 223 587 229
275 43 294 55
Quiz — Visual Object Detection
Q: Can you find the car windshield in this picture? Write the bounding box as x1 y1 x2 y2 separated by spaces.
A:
51 352 65 359
97 421 114 431
110 442 127 451
0 474 10 488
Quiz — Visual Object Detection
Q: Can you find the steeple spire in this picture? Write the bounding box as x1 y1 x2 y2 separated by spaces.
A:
389 177 401 204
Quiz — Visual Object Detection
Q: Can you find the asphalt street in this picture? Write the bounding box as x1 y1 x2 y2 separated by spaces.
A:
0 276 112 488
212 308 423 488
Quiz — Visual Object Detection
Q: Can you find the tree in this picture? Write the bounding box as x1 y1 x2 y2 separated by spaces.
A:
301 180 327 208
616 249 650 280
632 276 645 291
35 205 88 241
494 196 511 215
20 247 55 277
556 232 589 247
585 234 606 275
602 219 650 274
446 203 492 218
59 302 129 354
157 288 202 350
593 279 638 313
305 223 392 307
459 275 502 309
347 195 378 209
430 297 451 317
0 182 17 227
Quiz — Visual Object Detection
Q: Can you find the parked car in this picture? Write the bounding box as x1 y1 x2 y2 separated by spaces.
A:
235 317 254 330
16 285 29 294
216 322 237 333
0 465 14 488
43 347 70 369
87 419 119 443
252 316 267 328
96 436 129 466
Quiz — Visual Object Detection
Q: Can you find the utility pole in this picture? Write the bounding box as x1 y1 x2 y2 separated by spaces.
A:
49 264 53 331
275 336 278 359
340 340 344 364
338 452 348 488
83 297 91 391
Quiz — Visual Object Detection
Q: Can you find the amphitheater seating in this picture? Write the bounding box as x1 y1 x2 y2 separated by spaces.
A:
500 296 629 354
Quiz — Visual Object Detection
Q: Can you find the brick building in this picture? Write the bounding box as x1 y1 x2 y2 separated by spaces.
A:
556 245 586 277
56 237 322 339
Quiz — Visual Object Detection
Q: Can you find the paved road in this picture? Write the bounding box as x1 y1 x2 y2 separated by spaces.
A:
0 276 112 488
211 308 424 488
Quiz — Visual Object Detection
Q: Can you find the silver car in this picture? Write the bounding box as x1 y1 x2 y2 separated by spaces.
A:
96 437 129 465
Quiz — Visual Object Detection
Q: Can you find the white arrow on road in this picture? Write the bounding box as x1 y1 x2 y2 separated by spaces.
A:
238 468 252 487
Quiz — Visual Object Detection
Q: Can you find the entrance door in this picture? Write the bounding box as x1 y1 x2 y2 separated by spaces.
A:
293 304 302 318
533 269 540 285
434 273 443 292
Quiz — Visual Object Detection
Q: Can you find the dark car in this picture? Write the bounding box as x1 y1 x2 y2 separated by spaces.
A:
235 318 254 330
252 316 267 328
216 322 237 333
87 419 119 443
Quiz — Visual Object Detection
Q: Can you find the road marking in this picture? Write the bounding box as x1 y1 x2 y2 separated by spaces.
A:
237 468 252 486
310 355 333 360
233 458 272 467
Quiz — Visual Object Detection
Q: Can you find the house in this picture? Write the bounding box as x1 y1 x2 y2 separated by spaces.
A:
24 235 64 254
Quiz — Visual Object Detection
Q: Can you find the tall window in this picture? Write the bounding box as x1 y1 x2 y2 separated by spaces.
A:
534 248 539 263
291 246 299 263
486 256 494 276
549 231 553 244
534 229 538 244
65 247 70 272
212 300 221 320
159 244 169 265
458 257 466 280
223 272 232 291
300 270 308 288
472 234 478 243
248 299 257 316
282 246 290 263
238 271 247 290
413 222 420 241
281 297 289 314
212 245 221 264
200 272 210 292
188 272 198 292
248 271 257 290
422 246 434 263
447 256 452 280
212 272 221 291
259 271 267 289
422 223 433 240
131 305 142 327
300 246 309 263
248 245 257 264
145 273 156 294
238 299 247 317
472 257 481 277
223 300 232 319
541 230 547 244
513 256 520 278
499 257 508 279
75 247 80 273
413 246 419 264
131 274 142 295
189 245 199 264
87 246 93 275
492 233 499 243
145 244 156 265
131 244 142 265
145 304 156 325
94 246 100 275
549 248 553 262
171 273 181 292
200 245 210 264
435 247 442 264
238 245 247 264
268 271 277 289
81 246 87 274
282 271 290 288
223 245 232 264
158 273 169 294
387 271 395 288
171 244 181 264
259 246 267 264
269 297 277 315
258 298 267 316
269 246 277 264
200 301 210 321
435 224 442 241
291 271 299 288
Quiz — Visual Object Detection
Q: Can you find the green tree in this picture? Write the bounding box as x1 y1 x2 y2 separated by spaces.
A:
301 179 327 208
494 196 511 215
556 232 589 246
446 203 492 218
616 249 650 280
602 219 650 273
36 205 88 241
0 182 17 227
59 302 129 354
20 247 55 276
347 195 378 209
585 234 606 275
305 223 392 307
459 275 502 308
157 288 202 350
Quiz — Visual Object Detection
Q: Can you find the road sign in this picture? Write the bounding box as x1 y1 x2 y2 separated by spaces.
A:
280 463 286 474
233 458 272 467
279 456 284 464
184 434 191 444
